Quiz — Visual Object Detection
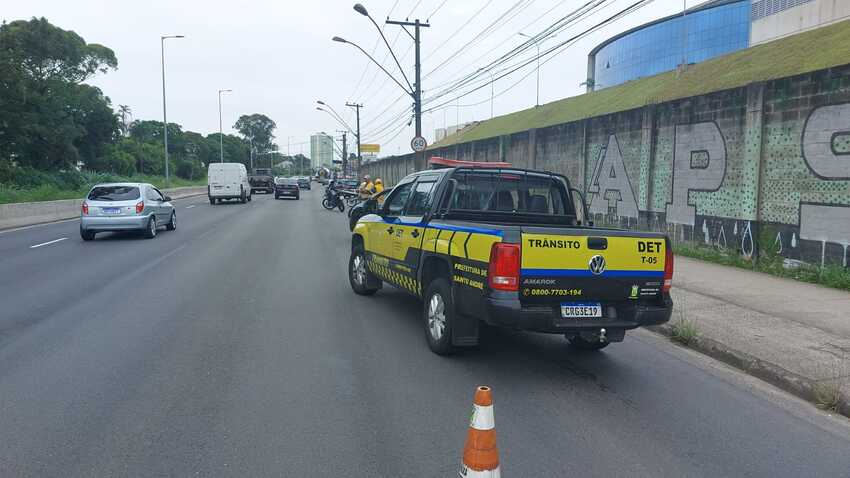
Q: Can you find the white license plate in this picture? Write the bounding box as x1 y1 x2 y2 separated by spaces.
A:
102 207 120 215
561 302 602 318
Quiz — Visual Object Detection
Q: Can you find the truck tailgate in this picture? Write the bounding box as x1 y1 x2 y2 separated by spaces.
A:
520 228 667 303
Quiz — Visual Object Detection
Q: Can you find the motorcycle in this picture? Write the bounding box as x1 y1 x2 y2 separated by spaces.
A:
322 187 345 212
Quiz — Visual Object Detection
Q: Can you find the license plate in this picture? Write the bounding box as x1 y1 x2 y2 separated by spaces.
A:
561 302 602 318
102 207 120 215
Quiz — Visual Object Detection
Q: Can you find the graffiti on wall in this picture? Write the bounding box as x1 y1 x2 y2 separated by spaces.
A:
665 122 727 227
800 103 850 265
587 135 639 219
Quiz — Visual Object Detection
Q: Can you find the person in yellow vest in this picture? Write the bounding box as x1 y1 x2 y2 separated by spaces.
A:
373 178 384 194
358 174 375 199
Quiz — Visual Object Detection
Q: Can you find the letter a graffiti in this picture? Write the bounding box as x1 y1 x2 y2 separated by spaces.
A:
588 135 639 219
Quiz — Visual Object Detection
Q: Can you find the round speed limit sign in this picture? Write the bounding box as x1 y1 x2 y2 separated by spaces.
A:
410 136 427 152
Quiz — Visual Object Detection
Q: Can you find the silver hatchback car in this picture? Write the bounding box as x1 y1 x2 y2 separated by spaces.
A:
80 183 176 241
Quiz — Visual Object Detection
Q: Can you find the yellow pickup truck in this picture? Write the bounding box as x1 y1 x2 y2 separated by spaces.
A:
349 158 673 355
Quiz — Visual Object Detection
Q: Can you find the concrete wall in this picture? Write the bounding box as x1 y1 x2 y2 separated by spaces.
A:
751 0 850 45
0 186 207 230
362 63 850 266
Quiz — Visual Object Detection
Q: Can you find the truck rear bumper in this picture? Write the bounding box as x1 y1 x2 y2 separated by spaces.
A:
483 294 672 333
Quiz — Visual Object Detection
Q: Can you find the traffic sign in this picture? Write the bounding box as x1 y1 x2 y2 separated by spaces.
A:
361 143 381 153
411 136 427 152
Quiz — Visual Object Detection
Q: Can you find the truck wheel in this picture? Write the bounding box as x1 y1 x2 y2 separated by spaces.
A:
423 278 455 355
349 246 380 296
209 196 215 205
567 336 610 351
240 188 247 204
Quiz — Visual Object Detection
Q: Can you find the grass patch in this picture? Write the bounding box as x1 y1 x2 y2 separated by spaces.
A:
0 175 207 204
675 242 850 292
813 382 842 412
432 19 850 148
670 318 700 346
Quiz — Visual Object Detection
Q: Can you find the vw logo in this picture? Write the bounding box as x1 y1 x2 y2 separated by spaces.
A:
589 255 606 275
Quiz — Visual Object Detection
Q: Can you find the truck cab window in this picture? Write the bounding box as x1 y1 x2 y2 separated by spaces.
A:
404 181 436 217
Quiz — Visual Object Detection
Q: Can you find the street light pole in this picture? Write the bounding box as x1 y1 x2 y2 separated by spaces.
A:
218 89 231 163
518 32 540 107
339 3 429 153
160 34 184 187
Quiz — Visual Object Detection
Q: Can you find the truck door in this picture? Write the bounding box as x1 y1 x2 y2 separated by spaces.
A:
393 179 437 295
371 180 414 269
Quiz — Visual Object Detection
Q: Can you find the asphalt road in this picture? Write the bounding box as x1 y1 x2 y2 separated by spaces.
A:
1 190 849 477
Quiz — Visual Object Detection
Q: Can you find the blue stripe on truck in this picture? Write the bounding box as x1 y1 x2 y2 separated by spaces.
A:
522 269 665 278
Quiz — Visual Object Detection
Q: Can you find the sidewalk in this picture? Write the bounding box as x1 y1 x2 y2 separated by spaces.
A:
655 256 850 416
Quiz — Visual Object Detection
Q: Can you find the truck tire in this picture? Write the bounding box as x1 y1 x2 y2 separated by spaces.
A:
209 196 215 205
423 278 455 355
349 246 380 296
240 187 247 204
567 336 610 351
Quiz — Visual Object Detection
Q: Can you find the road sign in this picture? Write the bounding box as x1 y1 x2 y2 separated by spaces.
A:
411 136 427 152
360 143 381 153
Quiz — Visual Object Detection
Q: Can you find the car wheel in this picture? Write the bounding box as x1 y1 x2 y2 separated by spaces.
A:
166 212 177 231
296 194 300 200
208 196 215 205
423 278 455 355
80 225 95 241
567 335 610 351
144 216 157 239
240 188 247 204
349 246 380 296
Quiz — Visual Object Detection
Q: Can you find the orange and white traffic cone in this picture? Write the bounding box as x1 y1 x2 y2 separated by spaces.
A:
459 386 500 477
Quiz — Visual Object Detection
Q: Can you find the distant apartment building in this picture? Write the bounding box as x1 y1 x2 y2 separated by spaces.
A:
310 133 334 168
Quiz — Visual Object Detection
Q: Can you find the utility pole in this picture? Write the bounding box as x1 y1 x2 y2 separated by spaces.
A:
346 102 362 172
385 18 429 141
337 131 348 176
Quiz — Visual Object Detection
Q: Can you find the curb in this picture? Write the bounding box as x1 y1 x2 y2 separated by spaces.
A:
647 324 850 419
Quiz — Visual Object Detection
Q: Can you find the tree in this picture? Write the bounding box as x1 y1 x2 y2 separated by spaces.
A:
4 17 117 87
0 18 118 171
117 105 132 136
233 114 276 154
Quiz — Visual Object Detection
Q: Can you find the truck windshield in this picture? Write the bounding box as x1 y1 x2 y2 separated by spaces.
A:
444 171 573 217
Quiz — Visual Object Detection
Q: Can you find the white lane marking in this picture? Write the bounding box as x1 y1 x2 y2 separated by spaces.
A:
30 237 68 249
185 205 196 209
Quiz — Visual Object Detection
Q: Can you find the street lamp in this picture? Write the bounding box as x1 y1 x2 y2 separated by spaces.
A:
316 100 354 133
218 89 232 163
160 34 184 187
518 33 556 107
334 4 429 150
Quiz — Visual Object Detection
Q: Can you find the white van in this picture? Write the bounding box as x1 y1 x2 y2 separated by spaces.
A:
208 163 252 204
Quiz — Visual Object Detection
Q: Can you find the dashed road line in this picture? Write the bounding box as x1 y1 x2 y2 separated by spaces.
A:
186 205 196 209
30 237 68 249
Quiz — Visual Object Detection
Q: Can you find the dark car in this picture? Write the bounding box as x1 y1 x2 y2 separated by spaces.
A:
274 177 300 200
297 177 311 190
348 188 391 231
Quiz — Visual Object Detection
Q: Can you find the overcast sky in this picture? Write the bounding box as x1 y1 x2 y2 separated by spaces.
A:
7 0 698 158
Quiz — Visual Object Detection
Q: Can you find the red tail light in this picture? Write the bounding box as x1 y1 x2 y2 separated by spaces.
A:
488 243 521 291
135 201 145 214
662 242 674 293
81 202 89 215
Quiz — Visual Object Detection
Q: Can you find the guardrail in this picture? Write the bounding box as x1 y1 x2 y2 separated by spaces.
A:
0 186 208 231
